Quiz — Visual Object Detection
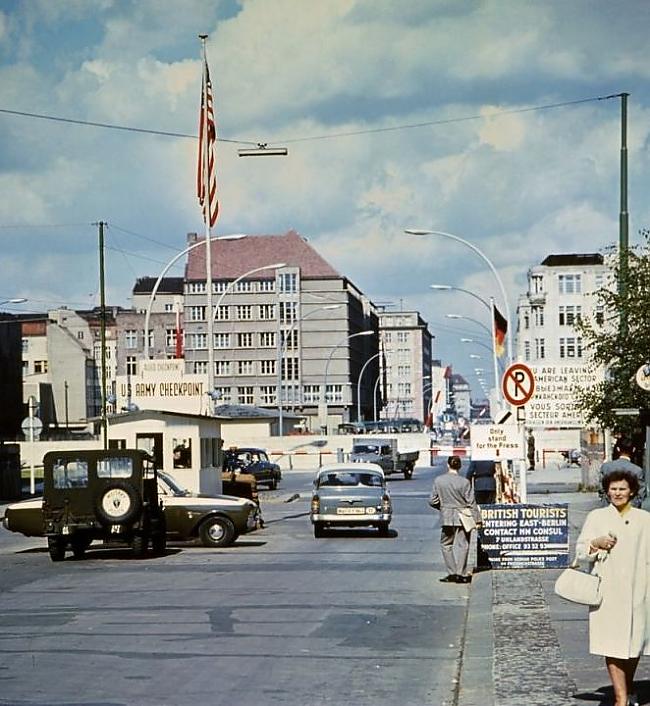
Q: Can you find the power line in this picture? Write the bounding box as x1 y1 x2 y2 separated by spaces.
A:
109 223 181 252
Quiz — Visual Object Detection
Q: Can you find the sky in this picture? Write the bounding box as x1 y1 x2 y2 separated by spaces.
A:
1 0 649 398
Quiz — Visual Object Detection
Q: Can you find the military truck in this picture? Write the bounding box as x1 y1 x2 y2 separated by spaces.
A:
349 438 419 479
42 449 166 562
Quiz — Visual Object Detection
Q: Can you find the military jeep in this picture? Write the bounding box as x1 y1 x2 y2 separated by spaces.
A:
42 449 166 562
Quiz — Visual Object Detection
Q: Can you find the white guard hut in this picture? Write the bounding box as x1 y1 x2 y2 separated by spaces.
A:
107 410 222 495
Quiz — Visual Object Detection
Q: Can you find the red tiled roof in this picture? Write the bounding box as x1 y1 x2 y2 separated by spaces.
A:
185 229 340 280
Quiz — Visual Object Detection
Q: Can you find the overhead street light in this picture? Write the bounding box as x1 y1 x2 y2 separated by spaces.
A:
446 313 491 336
405 228 512 361
0 298 27 305
430 285 490 311
238 144 288 157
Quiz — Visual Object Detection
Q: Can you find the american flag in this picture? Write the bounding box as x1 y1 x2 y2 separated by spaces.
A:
197 58 219 227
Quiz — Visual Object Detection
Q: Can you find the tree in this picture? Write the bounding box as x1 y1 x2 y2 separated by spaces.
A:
576 235 650 437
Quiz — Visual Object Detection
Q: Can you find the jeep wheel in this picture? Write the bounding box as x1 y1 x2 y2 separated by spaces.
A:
48 536 66 562
71 535 91 559
132 532 149 557
95 481 141 526
199 516 235 548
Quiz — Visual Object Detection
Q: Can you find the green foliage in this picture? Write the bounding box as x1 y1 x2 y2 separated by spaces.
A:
576 238 650 434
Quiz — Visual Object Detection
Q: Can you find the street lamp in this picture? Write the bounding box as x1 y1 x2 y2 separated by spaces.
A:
357 353 381 422
277 303 342 435
143 234 247 361
320 330 374 433
430 285 490 311
0 298 27 306
405 228 512 361
446 313 491 336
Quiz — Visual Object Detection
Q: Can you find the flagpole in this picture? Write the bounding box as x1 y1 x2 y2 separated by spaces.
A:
490 297 501 402
199 34 215 396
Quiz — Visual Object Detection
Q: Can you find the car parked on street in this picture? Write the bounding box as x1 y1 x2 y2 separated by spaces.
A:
310 463 392 538
223 447 281 490
2 469 261 552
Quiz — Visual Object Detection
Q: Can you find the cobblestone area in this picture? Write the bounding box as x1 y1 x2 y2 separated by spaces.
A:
493 570 576 706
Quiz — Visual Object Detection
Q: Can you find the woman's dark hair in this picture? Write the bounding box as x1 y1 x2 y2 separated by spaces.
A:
602 469 640 497
448 455 462 471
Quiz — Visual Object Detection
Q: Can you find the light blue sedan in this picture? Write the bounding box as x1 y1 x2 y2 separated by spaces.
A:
310 463 392 538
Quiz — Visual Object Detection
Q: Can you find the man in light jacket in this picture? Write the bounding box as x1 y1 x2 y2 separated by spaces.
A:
429 455 482 584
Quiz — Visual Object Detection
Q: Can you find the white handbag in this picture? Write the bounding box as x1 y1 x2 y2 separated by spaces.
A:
554 557 602 607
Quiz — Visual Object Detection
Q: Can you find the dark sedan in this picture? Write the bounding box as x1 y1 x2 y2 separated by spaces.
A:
223 447 282 489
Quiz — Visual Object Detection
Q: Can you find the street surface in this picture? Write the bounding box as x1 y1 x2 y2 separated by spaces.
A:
0 460 473 706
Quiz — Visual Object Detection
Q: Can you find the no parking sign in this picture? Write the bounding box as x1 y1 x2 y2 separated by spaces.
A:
501 363 536 407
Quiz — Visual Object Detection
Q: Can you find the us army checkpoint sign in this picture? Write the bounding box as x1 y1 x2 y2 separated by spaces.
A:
470 423 523 461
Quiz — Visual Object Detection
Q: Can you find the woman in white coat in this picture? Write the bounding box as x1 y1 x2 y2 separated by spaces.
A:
576 469 650 706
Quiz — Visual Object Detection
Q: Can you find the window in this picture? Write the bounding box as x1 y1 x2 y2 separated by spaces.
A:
326 384 343 403
237 332 254 348
22 360 28 376
524 340 531 362
214 333 230 349
535 338 545 360
281 329 298 350
397 331 409 343
187 282 206 294
165 329 178 347
173 439 192 469
397 382 411 396
53 459 88 489
384 332 392 343
260 359 276 375
187 333 207 349
77 331 84 340
398 348 410 363
594 273 604 291
125 329 138 349
259 279 275 292
126 356 137 375
595 305 604 326
97 457 133 478
532 306 544 327
558 274 582 294
214 281 228 294
523 312 530 329
303 385 321 403
22 338 28 354
34 360 48 374
560 337 582 359
278 272 298 293
145 329 153 349
260 385 276 405
279 301 297 323
282 357 299 380
235 280 254 292
188 306 206 322
213 386 231 403
238 386 254 404
215 305 229 321
237 360 254 375
559 305 581 326
193 361 208 374
260 304 276 320
164 303 174 312
397 365 411 377
236 305 253 320
260 331 276 348
215 361 230 376
531 274 544 294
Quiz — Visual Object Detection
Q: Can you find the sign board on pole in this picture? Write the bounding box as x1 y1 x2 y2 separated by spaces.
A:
501 363 536 407
636 364 650 391
470 423 523 460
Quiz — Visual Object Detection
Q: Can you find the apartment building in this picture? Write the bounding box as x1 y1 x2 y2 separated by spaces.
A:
378 310 433 422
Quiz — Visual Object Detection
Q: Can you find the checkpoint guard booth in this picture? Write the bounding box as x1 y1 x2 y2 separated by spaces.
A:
107 410 223 495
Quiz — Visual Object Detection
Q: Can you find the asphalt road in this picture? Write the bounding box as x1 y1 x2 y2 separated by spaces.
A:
0 460 472 706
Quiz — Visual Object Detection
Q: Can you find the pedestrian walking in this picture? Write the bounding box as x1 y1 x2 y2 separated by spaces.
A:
429 455 482 584
599 438 646 508
527 430 536 471
576 469 650 706
466 458 497 570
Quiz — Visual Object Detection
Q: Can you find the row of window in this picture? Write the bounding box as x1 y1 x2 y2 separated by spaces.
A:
186 302 298 323
523 304 604 329
124 327 302 351
382 331 411 343
522 337 583 361
530 272 606 296
186 272 299 295
191 357 300 379
209 383 343 406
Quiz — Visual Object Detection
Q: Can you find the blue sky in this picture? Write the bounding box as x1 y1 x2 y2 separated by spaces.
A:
1 0 649 396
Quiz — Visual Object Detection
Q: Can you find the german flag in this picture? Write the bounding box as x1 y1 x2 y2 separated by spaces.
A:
493 305 508 358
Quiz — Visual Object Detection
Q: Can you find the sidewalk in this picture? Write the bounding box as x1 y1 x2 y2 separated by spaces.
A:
458 463 647 706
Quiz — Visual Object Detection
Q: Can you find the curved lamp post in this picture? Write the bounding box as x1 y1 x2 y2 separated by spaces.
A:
277 303 342 435
143 233 247 360
446 313 491 336
320 330 374 433
0 298 27 306
406 228 512 361
357 352 381 422
430 284 490 311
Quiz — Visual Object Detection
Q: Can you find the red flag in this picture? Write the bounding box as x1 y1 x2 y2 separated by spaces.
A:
197 58 219 226
493 304 508 358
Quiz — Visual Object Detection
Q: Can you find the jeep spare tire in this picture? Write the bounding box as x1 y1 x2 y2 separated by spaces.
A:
95 481 141 525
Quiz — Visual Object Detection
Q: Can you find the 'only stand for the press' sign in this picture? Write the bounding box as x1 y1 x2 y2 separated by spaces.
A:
478 503 569 569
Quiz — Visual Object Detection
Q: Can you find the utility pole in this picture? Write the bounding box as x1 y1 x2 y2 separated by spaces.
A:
95 220 108 449
619 92 629 337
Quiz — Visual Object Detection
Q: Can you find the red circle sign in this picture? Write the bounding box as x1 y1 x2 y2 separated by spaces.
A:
501 363 536 406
